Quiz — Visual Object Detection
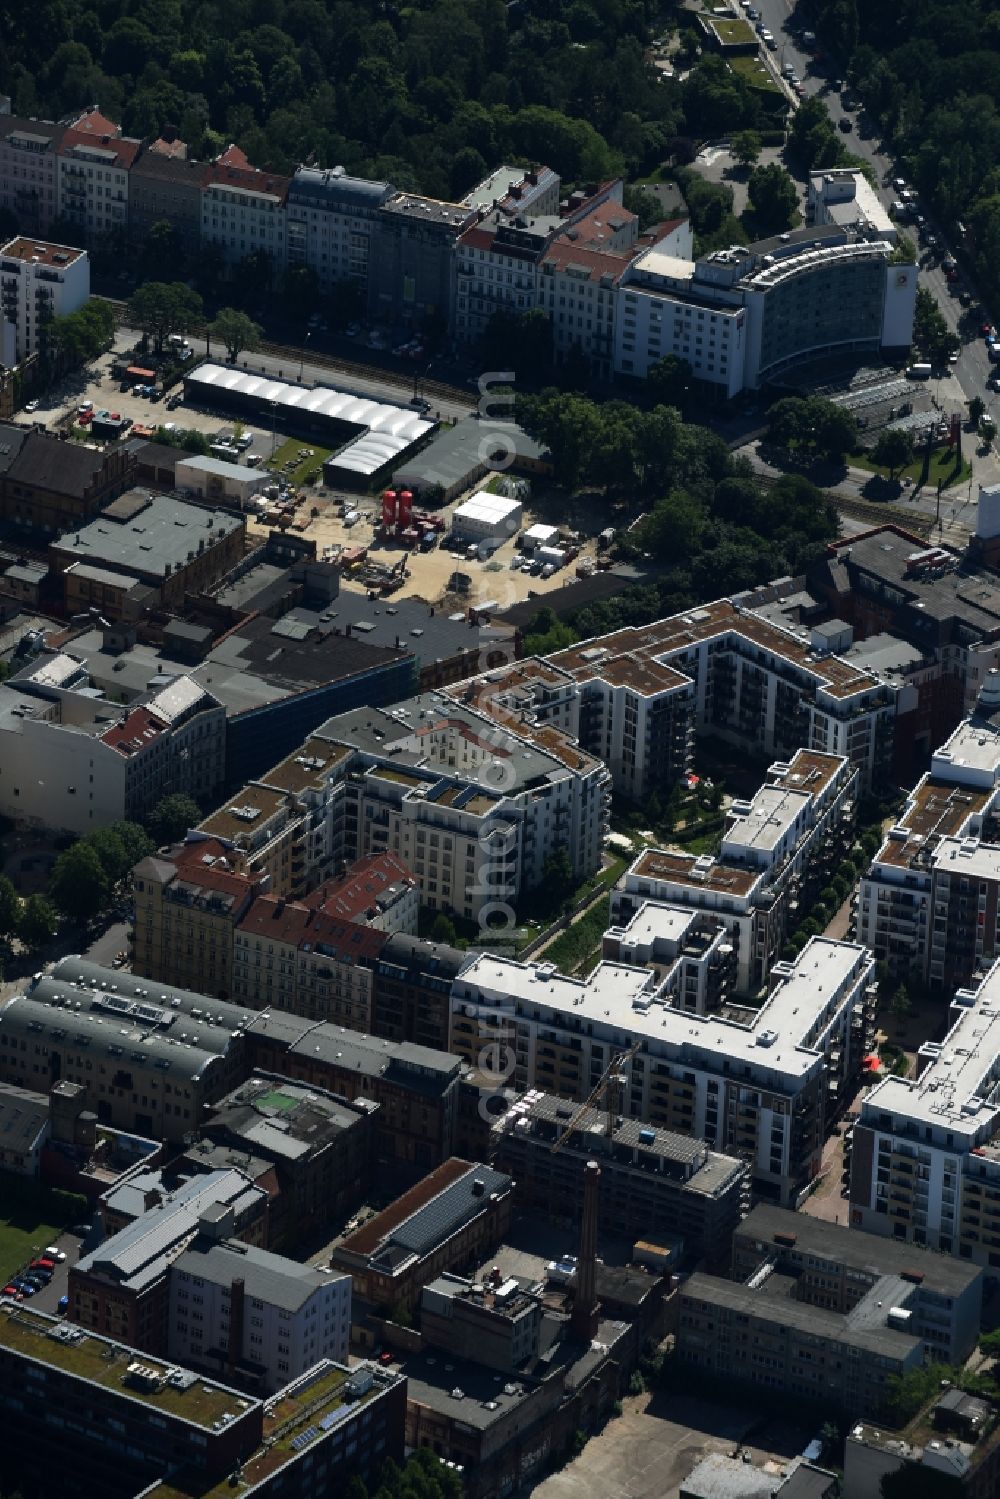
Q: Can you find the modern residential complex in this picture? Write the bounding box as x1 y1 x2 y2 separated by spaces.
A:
857 673 1000 992
451 937 877 1203
611 748 858 994
851 957 1000 1271
0 235 89 363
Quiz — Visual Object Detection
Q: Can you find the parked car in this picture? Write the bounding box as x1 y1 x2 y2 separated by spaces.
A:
24 399 38 413
12 1280 35 1296
838 117 852 133
1 1285 22 1300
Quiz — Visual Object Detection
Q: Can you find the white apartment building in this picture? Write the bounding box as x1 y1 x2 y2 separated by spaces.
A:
285 165 394 289
0 654 224 835
856 675 1000 992
612 749 858 994
56 112 138 240
169 1237 351 1393
201 148 289 271
0 116 64 235
851 960 1000 1272
0 236 88 364
601 902 736 1015
451 937 877 1204
615 226 916 394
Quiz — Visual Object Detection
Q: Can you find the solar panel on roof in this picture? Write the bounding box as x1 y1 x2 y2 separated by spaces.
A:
290 1425 320 1451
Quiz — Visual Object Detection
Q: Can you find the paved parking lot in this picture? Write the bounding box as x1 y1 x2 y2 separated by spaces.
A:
530 1393 812 1499
4 1227 89 1314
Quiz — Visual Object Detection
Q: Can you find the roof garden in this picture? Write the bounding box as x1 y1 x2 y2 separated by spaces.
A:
0 1307 254 1431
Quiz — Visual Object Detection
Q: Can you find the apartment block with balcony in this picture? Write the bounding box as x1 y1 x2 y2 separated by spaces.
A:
285 166 395 290
601 902 736 1016
857 674 1000 993
451 938 877 1204
56 111 139 240
611 749 858 995
492 1089 748 1265
548 597 898 795
133 838 265 998
0 115 65 234
851 958 1000 1273
200 145 289 271
0 236 88 364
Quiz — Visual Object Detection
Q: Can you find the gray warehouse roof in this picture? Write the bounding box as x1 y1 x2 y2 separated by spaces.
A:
287 1025 462 1096
0 1082 49 1156
54 493 242 582
392 415 551 494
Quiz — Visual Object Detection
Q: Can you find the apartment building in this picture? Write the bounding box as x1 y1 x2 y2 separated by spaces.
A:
191 1073 377 1245
451 938 877 1204
329 1158 513 1312
807 168 898 243
0 959 253 1139
285 165 394 289
602 902 737 1015
133 839 265 998
69 1168 268 1353
372 933 467 1051
128 148 208 249
851 958 1000 1272
368 192 476 328
492 1089 747 1265
49 491 245 613
0 653 225 835
733 1204 983 1364
0 115 65 233
856 678 1000 991
169 1232 352 1394
547 598 897 793
615 224 916 394
233 895 388 1026
201 145 290 271
198 690 610 924
315 851 419 933
0 236 88 363
612 749 858 994
56 110 140 240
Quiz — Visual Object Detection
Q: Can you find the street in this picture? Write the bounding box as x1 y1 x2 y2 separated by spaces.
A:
749 0 1000 441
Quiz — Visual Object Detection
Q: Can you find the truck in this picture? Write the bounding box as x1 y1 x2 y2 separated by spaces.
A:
906 363 933 379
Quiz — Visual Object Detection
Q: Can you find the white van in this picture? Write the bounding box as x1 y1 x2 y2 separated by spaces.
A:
907 363 933 379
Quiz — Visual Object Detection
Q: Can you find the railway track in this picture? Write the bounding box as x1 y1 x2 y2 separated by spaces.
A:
109 300 472 404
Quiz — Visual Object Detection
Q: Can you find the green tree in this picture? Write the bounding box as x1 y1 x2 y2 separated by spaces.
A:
429 913 458 945
647 354 693 407
623 185 666 231
746 163 799 234
969 396 987 429
126 281 203 356
147 793 202 846
49 843 110 924
211 307 263 363
18 894 58 951
890 983 911 1026
871 427 915 479
812 400 859 463
730 129 762 169
0 874 23 937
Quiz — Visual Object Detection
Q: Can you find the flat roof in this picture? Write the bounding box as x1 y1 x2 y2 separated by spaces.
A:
738 1204 981 1294
628 848 761 899
458 938 873 1081
874 775 988 869
724 785 811 857
338 1159 511 1264
176 454 267 482
0 1304 257 1429
393 415 551 488
199 782 289 843
933 711 1000 783
53 494 242 581
0 237 85 268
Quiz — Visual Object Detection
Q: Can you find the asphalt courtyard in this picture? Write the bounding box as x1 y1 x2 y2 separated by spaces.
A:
530 1392 812 1499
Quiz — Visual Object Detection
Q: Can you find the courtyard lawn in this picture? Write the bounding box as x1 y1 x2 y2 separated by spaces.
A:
267 437 334 486
0 1177 85 1280
852 443 973 490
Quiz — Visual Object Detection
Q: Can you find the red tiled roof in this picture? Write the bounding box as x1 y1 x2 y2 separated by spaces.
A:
540 239 629 283
149 137 187 159
217 143 251 171
168 838 264 899
60 125 141 169
205 158 290 198
303 852 415 924
70 109 119 137
101 707 166 755
238 894 389 961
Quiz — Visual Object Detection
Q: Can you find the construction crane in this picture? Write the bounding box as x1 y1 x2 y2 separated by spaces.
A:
550 1041 641 1154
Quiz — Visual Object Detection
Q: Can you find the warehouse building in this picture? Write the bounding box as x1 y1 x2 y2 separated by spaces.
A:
450 491 523 548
